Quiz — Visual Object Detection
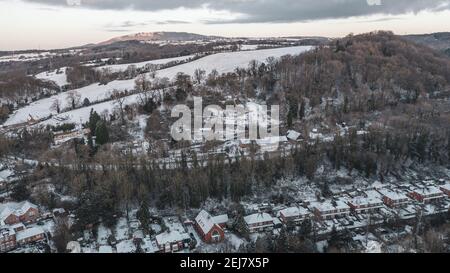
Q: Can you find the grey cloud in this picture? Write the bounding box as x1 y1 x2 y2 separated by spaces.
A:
18 0 450 23
155 20 190 25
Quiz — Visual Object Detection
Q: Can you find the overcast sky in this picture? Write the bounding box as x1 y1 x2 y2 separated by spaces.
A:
1 0 450 50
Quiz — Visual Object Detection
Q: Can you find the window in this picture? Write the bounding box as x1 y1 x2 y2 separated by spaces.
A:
211 230 221 243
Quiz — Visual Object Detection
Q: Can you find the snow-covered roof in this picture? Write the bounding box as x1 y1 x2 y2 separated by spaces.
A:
312 200 350 212
116 239 136 253
66 241 81 253
0 169 14 182
348 196 383 207
377 189 409 201
411 186 444 197
256 136 288 146
16 227 44 241
155 230 187 245
244 213 274 225
0 201 38 221
286 130 301 141
211 214 229 225
0 226 15 237
98 245 113 253
195 210 216 235
279 207 309 218
11 223 25 229
441 183 450 192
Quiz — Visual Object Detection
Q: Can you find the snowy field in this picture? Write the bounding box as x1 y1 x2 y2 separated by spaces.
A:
35 67 69 87
4 46 312 127
4 79 136 126
154 46 312 79
95 54 197 73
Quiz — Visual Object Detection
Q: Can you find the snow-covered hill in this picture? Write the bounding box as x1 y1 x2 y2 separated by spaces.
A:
98 32 219 45
4 46 312 127
95 54 197 73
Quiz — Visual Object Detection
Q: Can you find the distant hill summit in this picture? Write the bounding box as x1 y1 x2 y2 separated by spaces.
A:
98 32 222 45
403 32 450 53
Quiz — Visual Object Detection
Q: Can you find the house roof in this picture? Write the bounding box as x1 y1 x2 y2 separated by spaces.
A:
377 189 409 201
98 245 113 253
16 227 44 241
286 130 301 141
412 186 444 197
312 200 350 212
441 183 450 192
348 196 383 207
211 214 229 225
155 230 188 245
0 226 15 237
244 213 273 225
195 210 220 235
256 136 288 146
0 201 38 221
279 207 309 218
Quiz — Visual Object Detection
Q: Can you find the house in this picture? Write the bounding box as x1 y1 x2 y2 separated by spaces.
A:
440 183 450 197
278 207 310 225
155 230 190 253
66 241 82 253
54 128 91 143
347 196 384 214
194 210 226 244
52 208 67 218
10 223 26 232
98 245 113 253
408 186 446 203
0 226 16 253
256 136 288 152
286 130 301 142
0 201 40 225
211 214 229 229
16 227 45 245
312 200 351 220
244 213 274 233
66 241 81 254
377 189 410 208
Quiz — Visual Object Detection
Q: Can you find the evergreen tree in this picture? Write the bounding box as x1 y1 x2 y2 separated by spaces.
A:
299 99 306 120
11 178 30 202
88 109 101 134
95 121 110 145
137 200 153 235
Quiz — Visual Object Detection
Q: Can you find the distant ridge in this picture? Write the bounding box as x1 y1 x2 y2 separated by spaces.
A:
98 32 222 45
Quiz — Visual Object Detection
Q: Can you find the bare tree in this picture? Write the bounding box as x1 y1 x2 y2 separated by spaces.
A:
135 74 152 93
194 68 206 84
50 98 62 113
66 91 81 110
53 217 72 253
112 89 126 125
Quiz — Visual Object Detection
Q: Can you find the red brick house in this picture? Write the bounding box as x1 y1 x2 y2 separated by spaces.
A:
0 201 40 225
0 227 16 253
439 184 450 197
347 197 384 214
155 230 190 253
312 200 351 220
408 186 446 203
244 213 275 233
16 227 45 245
195 210 226 244
377 189 410 208
278 207 310 225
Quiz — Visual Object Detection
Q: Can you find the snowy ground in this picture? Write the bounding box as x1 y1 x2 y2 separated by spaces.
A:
95 54 197 73
154 46 312 80
4 46 312 127
35 68 69 87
